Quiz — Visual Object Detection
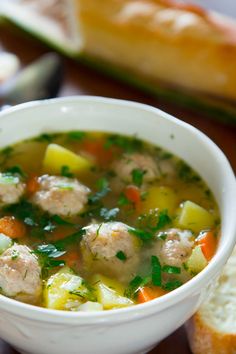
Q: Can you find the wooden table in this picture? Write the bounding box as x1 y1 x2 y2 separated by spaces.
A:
0 26 236 354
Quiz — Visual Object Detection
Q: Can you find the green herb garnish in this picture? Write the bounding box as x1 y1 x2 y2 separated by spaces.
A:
178 162 200 183
118 193 130 206
88 178 110 205
61 165 74 178
67 131 86 141
155 209 172 231
124 276 143 298
163 280 182 291
4 165 27 178
34 133 59 143
162 265 181 274
116 251 127 261
151 256 162 286
11 249 19 260
128 227 153 241
104 134 143 152
131 168 146 187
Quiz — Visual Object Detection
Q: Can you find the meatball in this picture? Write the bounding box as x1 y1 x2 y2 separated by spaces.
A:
81 222 140 282
0 244 42 304
0 173 25 206
31 175 90 217
112 153 159 184
155 229 194 267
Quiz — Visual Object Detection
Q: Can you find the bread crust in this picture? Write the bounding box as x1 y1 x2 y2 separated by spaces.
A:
186 313 236 354
77 0 236 100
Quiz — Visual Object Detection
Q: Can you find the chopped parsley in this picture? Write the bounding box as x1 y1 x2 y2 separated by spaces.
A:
178 162 200 183
104 134 143 152
124 276 143 298
118 193 130 206
88 178 110 205
11 249 19 260
116 251 127 261
52 215 73 225
163 280 182 291
70 289 96 302
34 133 59 143
128 227 153 241
131 168 146 187
53 228 87 249
162 265 181 274
34 244 66 276
158 232 168 241
151 256 162 286
61 165 74 178
4 165 27 178
155 209 172 231
67 131 86 141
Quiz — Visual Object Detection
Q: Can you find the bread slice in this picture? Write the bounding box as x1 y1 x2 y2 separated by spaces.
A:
186 247 236 354
76 0 236 101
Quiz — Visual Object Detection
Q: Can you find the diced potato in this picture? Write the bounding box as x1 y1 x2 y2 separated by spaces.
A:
43 143 93 175
0 233 12 254
141 186 177 214
185 245 208 274
177 201 214 233
44 267 91 310
78 301 103 312
92 274 133 310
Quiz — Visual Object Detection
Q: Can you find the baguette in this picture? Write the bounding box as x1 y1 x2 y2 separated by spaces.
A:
76 0 236 101
186 247 236 354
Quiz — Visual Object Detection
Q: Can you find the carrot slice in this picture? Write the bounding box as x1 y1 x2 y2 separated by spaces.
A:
81 140 115 166
26 175 40 194
124 185 141 208
137 286 167 304
59 250 80 269
197 230 217 261
0 216 26 239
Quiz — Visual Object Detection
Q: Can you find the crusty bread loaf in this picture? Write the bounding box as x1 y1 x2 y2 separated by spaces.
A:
76 0 236 101
186 247 236 354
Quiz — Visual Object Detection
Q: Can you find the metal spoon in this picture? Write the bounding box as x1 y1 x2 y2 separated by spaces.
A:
0 52 64 106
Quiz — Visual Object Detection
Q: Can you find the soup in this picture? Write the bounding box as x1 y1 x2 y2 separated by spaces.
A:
0 131 220 311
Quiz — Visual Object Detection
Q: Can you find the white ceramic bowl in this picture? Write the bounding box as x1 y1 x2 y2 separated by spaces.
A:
0 96 235 354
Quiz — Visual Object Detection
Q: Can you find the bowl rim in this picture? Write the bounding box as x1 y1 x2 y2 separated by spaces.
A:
0 95 235 324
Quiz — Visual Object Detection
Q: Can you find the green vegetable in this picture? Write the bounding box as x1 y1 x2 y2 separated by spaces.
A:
53 228 87 249
162 265 181 274
118 193 130 206
124 276 143 298
34 133 59 143
128 227 153 241
131 168 146 187
67 131 86 141
52 215 73 225
4 165 27 178
155 209 172 231
151 256 162 286
34 244 66 276
104 134 143 152
11 249 19 260
61 165 74 178
178 162 200 183
163 280 182 291
116 251 127 261
88 178 110 205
